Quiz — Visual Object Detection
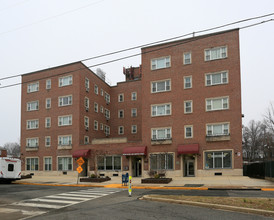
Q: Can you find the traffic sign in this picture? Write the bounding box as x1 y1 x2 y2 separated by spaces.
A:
76 166 83 173
77 157 85 166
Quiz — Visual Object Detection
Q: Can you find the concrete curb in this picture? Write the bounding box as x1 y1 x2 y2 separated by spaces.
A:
140 195 274 217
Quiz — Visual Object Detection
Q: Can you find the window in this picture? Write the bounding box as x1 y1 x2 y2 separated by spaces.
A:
100 106 104 113
105 92 110 104
58 157 72 171
131 108 137 117
46 79 51 90
105 109 110 120
58 115 72 126
151 104 171 116
184 76 192 89
150 153 173 170
26 138 38 148
118 110 124 118
94 120 98 130
84 136 89 144
59 95 72 107
27 101 39 111
206 97 229 111
118 126 124 135
206 71 228 86
151 56 170 70
94 102 98 112
205 151 232 169
100 123 104 131
152 128 171 140
26 158 38 171
183 52 191 65
84 97 89 111
8 164 14 172
151 79 171 93
27 82 39 93
94 84 98 94
97 156 121 170
207 123 229 136
131 125 137 134
58 135 72 146
84 117 89 129
59 75 72 87
131 92 137 101
184 101 192 114
105 125 110 136
118 94 124 102
27 119 39 130
85 78 89 91
45 117 51 128
45 98 51 109
205 46 227 61
45 136 51 147
185 125 193 138
101 89 104 96
44 157 52 171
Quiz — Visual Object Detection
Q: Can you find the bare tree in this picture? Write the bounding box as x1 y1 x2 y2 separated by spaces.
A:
3 142 20 157
264 103 274 132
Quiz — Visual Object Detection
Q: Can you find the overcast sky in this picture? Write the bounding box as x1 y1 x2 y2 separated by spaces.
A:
0 0 274 146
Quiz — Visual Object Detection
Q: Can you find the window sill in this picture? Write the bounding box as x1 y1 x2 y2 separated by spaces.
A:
58 145 72 150
206 135 230 142
151 139 172 145
26 147 39 151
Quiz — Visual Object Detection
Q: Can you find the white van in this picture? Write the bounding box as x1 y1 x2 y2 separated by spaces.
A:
0 157 21 183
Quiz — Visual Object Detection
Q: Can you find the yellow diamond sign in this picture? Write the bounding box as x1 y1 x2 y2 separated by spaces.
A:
77 157 85 166
76 166 83 174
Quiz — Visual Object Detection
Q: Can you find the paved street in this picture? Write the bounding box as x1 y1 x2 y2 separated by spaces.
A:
1 184 274 219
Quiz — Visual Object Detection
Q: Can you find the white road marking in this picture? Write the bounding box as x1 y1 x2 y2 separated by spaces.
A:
45 195 91 200
30 198 79 204
14 202 63 209
58 193 99 198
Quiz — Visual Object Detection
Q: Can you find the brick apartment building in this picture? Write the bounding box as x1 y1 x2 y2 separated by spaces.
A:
21 28 243 178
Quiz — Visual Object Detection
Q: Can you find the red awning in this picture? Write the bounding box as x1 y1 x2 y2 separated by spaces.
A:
72 149 90 158
123 146 147 156
178 144 199 155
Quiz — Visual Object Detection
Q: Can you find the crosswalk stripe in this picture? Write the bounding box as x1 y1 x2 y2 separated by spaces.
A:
31 198 79 204
67 191 109 196
45 195 90 201
59 193 99 198
13 202 63 209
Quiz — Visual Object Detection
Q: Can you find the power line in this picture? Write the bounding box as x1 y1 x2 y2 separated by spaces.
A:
0 18 273 89
1 12 274 82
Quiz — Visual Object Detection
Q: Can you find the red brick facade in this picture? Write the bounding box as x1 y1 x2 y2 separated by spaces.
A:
21 29 242 177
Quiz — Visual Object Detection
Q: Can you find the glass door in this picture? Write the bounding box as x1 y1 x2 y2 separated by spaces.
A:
187 160 195 177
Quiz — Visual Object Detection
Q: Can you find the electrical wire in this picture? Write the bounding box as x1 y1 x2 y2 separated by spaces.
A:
0 18 273 89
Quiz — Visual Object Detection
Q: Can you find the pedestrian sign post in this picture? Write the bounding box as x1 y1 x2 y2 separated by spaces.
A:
128 176 132 197
76 166 83 173
76 157 85 184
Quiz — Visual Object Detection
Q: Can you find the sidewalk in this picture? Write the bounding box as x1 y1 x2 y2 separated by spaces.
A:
16 175 274 190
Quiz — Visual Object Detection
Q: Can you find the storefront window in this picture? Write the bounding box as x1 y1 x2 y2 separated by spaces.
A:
97 156 121 171
205 151 232 169
150 153 174 170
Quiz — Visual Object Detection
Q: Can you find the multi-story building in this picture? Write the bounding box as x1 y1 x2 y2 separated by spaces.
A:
21 28 242 177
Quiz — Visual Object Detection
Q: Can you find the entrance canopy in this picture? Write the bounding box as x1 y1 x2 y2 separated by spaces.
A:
122 146 147 156
72 149 90 158
177 144 199 155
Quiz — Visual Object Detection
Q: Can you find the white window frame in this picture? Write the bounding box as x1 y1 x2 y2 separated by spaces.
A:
205 71 228 86
94 102 98 113
104 125 110 136
26 119 39 130
46 79 51 90
118 93 124 102
151 127 172 140
131 125 137 134
100 123 104 131
184 100 193 114
184 125 193 138
151 56 171 70
100 106 104 113
84 117 89 129
131 92 137 101
151 103 171 117
151 79 171 93
85 78 89 91
105 109 110 120
183 52 192 65
58 115 72 126
26 157 39 171
184 76 192 89
58 95 72 107
58 135 72 146
45 117 51 128
206 123 230 136
105 92 110 104
45 136 51 147
27 82 39 93
84 136 89 144
131 108 137 117
44 157 52 171
118 109 124 118
26 137 39 148
206 97 229 111
59 75 72 87
101 89 104 96
205 46 227 61
27 101 39 111
58 156 72 171
204 150 232 169
84 97 89 110
45 98 51 109
94 84 98 94
94 120 98 130
118 126 124 135
150 153 174 170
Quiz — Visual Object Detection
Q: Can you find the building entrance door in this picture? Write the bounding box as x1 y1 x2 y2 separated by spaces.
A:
132 157 142 177
186 160 195 177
